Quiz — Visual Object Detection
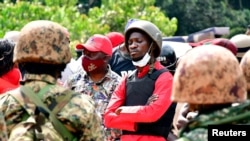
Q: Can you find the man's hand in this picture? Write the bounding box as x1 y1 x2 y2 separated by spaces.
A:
146 94 158 105
176 103 198 130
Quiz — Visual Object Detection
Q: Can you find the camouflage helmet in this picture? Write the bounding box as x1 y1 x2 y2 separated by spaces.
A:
13 20 71 65
124 20 162 57
171 45 247 104
240 50 250 91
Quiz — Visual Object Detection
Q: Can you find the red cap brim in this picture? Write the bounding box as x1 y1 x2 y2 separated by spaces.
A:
75 44 99 52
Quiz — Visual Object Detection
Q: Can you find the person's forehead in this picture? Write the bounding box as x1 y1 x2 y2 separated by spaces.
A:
128 32 148 39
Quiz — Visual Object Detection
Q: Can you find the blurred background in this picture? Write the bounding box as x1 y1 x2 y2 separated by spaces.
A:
1 0 249 57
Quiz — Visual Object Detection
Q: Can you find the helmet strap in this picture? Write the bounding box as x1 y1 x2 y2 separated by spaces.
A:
148 42 155 74
148 42 153 55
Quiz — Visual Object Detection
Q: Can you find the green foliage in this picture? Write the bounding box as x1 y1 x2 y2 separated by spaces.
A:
226 27 246 39
0 0 177 58
93 0 178 37
0 0 83 58
228 0 250 10
156 0 250 37
0 0 81 40
159 0 233 35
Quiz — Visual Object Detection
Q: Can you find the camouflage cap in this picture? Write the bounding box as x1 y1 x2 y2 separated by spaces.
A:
13 20 71 64
240 50 250 91
171 45 247 104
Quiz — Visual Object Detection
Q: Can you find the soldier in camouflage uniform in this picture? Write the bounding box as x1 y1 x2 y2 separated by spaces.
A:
171 45 248 141
0 20 104 141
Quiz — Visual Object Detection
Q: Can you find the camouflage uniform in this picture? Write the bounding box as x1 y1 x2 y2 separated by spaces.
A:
1 74 104 141
65 65 122 140
0 20 104 141
177 101 250 141
0 110 8 141
171 45 247 141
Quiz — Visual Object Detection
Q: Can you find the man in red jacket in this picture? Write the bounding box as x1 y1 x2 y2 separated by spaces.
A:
104 20 175 141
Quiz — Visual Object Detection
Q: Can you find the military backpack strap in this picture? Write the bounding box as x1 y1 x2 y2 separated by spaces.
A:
10 88 36 120
20 86 76 141
51 89 73 114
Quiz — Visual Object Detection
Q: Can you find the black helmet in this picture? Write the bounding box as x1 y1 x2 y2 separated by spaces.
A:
158 41 177 74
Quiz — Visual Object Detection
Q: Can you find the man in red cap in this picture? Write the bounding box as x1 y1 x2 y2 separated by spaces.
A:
64 34 122 141
106 32 125 48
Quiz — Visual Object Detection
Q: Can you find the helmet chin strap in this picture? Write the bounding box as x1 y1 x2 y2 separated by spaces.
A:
147 42 153 55
148 42 155 74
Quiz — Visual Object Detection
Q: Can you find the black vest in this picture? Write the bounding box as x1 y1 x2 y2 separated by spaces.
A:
122 69 176 139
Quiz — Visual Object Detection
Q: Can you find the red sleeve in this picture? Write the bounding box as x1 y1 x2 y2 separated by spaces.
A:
104 77 136 131
117 72 173 122
104 71 173 130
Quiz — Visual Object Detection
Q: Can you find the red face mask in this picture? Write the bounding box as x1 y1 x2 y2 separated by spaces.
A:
82 56 105 72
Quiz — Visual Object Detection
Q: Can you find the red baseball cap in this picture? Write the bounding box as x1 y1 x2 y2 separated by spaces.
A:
106 32 124 48
76 34 112 56
189 38 237 56
75 43 84 51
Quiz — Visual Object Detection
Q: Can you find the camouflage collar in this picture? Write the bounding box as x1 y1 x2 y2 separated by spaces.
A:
23 73 57 84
